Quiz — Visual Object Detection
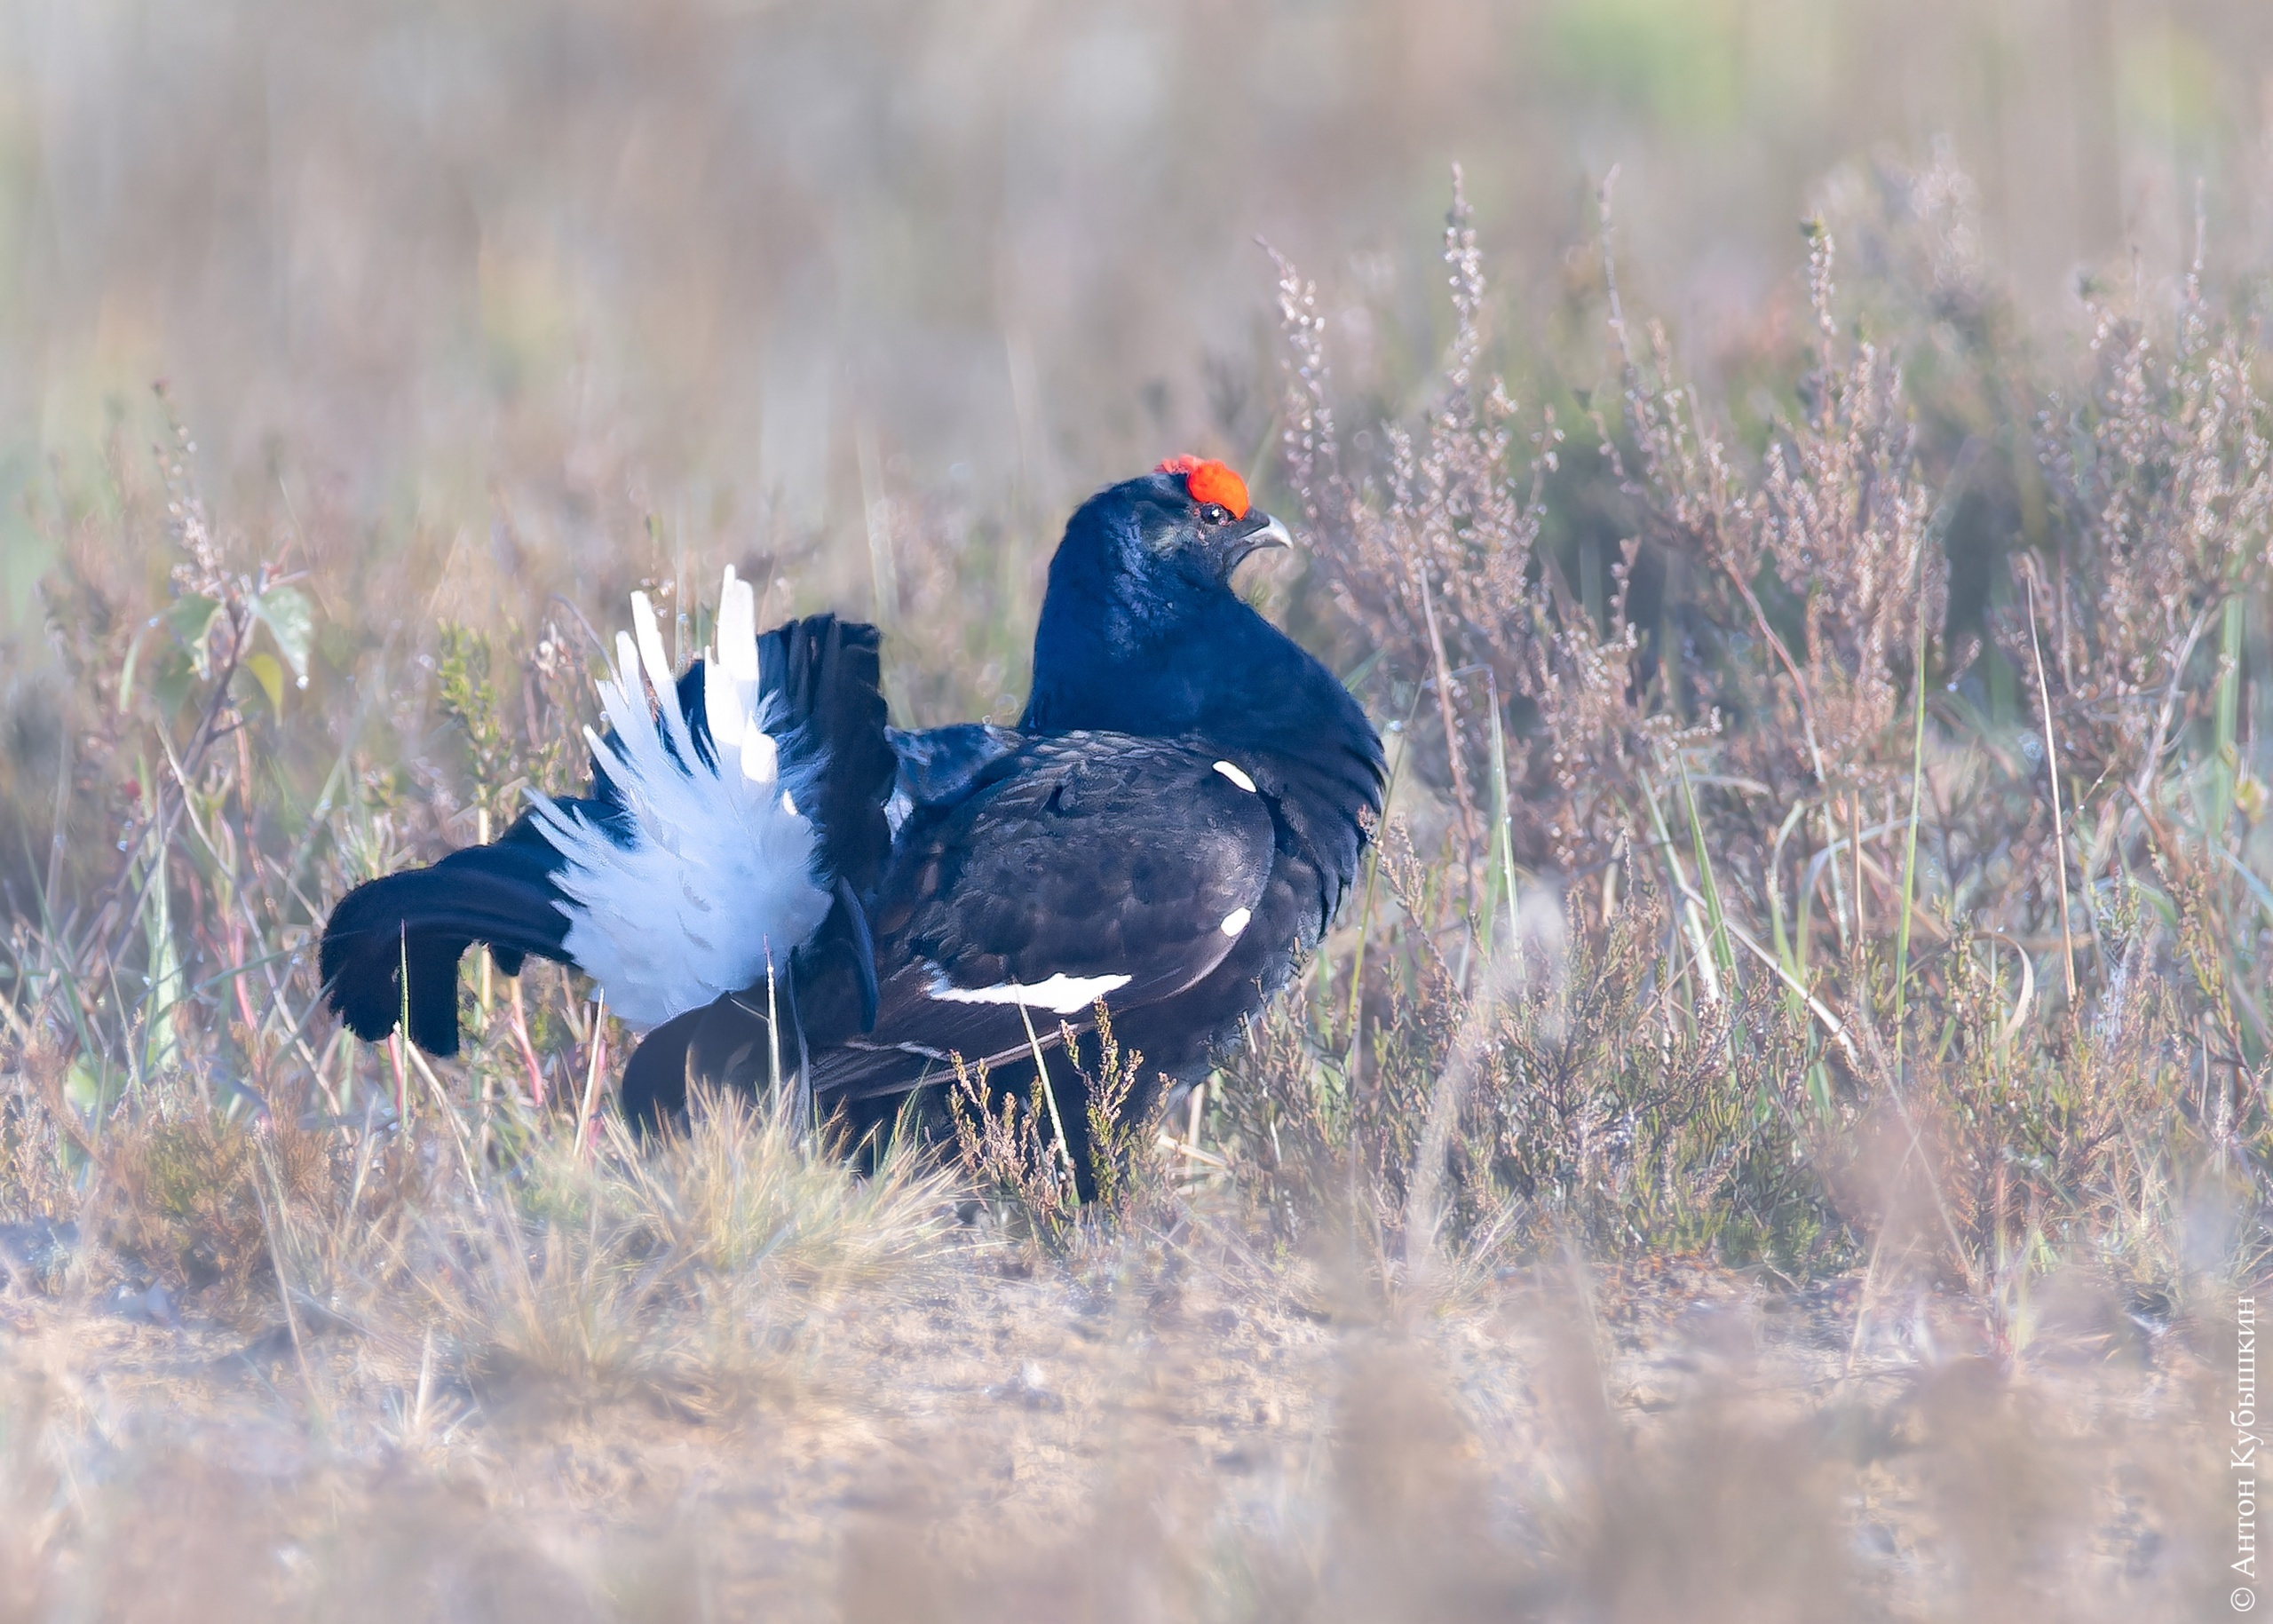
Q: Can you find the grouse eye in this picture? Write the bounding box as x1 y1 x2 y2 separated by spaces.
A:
1198 503 1231 527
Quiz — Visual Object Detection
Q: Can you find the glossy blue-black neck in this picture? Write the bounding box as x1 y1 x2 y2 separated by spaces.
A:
1022 472 1384 820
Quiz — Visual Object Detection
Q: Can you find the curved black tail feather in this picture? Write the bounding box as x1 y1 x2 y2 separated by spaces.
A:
318 808 594 1056
763 614 897 1038
760 614 896 895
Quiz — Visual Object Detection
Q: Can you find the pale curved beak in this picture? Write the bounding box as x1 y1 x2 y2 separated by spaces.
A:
1223 510 1295 577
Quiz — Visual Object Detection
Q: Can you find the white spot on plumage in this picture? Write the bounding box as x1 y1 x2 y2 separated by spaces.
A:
1213 759 1257 793
1219 907 1252 938
528 566 831 1028
926 970 1132 1015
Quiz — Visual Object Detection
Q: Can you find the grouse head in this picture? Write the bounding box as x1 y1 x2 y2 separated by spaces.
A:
1129 455 1294 590
1034 457 1291 629
1024 458 1379 812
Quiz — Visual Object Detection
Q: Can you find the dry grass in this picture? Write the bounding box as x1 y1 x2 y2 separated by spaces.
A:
0 1224 2233 1620
0 4 2268 1616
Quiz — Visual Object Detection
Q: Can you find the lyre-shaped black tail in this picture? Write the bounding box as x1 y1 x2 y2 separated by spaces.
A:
319 613 898 1062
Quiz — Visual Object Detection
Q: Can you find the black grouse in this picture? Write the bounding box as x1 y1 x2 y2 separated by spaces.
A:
320 457 1386 1170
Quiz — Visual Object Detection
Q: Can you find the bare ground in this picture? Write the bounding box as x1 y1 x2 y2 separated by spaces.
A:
0 1216 2226 1623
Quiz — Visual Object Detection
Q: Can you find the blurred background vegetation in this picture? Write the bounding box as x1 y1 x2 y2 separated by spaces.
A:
0 0 2267 618
0 0 2264 882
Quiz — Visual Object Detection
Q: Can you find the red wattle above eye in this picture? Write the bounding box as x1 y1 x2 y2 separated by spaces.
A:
1156 455 1250 520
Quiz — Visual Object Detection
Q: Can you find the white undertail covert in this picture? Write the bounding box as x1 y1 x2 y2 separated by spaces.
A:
528 568 832 1027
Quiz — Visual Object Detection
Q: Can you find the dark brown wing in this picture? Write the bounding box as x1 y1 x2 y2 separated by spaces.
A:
810 733 1276 1101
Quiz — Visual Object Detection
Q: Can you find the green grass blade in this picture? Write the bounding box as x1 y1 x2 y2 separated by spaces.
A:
1674 754 1738 995
1893 572 1930 1070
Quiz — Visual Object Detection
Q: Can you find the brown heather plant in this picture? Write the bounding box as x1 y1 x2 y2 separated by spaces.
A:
950 1005 1172 1255
0 154 2259 1619
1237 155 2269 1311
